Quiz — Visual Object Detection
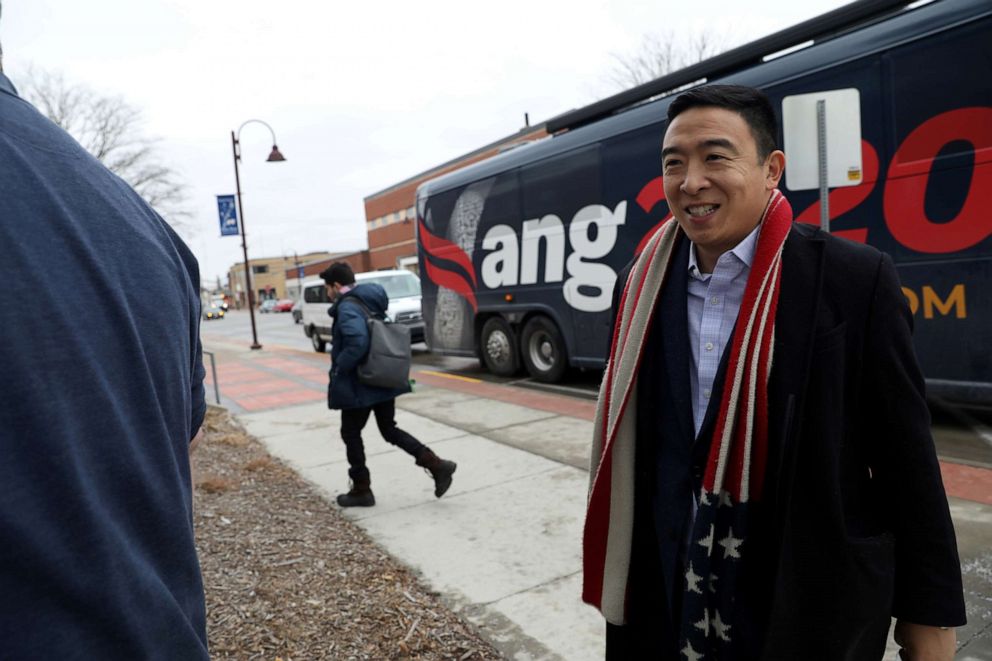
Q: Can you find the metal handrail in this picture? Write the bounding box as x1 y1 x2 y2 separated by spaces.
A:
202 350 221 405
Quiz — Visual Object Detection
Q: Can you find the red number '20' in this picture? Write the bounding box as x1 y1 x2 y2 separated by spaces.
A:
884 107 992 253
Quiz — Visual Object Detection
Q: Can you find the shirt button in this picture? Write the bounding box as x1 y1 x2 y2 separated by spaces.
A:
703 389 711 398
705 342 714 351
710 296 720 305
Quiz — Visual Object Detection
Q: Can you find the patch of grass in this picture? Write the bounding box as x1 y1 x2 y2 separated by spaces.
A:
213 432 250 447
197 475 237 494
243 456 274 472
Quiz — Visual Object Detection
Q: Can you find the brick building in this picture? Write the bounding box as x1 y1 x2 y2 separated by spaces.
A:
228 251 334 308
283 250 372 299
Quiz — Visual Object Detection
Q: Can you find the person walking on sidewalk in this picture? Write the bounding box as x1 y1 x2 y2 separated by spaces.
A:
321 262 456 507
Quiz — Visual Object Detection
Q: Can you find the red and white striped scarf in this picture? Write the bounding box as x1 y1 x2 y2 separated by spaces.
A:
583 190 793 633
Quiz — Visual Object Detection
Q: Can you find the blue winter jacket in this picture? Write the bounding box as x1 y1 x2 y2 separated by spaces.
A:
327 283 412 409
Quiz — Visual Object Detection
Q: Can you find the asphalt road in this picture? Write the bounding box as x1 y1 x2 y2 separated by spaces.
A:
205 309 992 468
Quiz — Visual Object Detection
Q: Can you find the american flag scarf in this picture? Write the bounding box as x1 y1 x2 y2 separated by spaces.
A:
583 190 792 659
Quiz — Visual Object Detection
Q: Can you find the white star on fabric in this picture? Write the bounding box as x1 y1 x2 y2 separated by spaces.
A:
693 608 710 633
718 528 743 559
699 491 714 506
713 609 732 642
708 572 719 594
682 641 704 661
686 563 703 594
697 524 715 554
719 490 734 508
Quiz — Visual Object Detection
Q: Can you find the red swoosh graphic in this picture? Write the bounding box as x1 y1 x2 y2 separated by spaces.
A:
418 219 478 311
418 219 478 287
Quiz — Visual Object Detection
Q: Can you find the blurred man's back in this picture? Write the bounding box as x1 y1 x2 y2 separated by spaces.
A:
0 69 209 658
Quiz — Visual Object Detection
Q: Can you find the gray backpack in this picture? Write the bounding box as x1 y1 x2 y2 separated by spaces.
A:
346 299 412 390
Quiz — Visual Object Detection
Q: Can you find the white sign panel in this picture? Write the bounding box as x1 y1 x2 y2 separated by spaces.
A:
782 88 863 191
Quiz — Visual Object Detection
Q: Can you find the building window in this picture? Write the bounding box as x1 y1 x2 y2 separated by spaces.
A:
252 265 269 274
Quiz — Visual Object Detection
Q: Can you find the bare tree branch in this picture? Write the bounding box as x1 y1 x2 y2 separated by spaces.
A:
605 30 733 92
19 67 193 234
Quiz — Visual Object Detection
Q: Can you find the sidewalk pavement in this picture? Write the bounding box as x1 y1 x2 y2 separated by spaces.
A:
204 338 992 660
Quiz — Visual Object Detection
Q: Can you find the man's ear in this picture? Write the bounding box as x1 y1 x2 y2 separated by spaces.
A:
765 150 786 189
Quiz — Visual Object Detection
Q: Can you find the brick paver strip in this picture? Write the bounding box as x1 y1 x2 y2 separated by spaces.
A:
222 378 302 398
939 461 992 506
207 371 272 383
254 357 307 368
245 356 327 380
235 389 325 412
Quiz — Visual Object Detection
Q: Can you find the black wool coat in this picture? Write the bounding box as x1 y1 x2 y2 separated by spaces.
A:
611 222 965 660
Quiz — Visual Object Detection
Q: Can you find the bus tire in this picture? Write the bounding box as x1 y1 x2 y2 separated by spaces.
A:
480 317 520 377
311 327 327 353
521 316 567 383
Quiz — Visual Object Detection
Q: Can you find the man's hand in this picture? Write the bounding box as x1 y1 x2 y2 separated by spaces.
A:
894 620 955 661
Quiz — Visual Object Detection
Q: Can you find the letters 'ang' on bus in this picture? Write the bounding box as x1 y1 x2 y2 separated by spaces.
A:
415 0 991 404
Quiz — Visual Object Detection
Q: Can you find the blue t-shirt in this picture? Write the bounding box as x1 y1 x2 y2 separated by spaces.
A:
0 73 208 658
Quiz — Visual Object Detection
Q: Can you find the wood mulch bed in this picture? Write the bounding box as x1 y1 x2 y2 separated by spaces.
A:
192 407 503 660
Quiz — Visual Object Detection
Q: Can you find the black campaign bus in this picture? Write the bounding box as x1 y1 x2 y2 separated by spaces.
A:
415 0 992 403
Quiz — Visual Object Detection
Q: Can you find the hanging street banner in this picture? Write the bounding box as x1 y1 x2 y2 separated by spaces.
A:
217 195 239 236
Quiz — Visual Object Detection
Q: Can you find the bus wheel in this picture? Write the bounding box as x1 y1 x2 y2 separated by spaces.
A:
311 328 327 353
521 316 567 383
480 317 520 377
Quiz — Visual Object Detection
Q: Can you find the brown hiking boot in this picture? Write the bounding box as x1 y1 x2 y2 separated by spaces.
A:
416 448 456 498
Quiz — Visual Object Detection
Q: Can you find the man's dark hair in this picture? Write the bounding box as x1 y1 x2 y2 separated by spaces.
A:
319 262 355 286
667 84 779 162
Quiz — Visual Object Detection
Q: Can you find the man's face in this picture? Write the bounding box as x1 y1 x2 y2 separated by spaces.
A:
325 283 338 301
662 106 784 267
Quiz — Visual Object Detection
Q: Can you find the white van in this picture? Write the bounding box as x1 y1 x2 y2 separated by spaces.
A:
301 269 424 352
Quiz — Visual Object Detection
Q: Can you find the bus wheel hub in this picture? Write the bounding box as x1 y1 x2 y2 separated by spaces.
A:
487 332 510 361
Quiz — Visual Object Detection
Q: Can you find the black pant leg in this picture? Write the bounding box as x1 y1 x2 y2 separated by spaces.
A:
372 399 426 458
340 406 372 477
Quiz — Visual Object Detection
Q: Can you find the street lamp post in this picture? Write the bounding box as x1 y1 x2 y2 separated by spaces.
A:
231 119 286 350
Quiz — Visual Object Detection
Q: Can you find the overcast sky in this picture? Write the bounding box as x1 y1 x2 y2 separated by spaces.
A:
4 0 851 285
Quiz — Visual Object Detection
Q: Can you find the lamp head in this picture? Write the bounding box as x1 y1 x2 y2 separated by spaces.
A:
266 145 286 162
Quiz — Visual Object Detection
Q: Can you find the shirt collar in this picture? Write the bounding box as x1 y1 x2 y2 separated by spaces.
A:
688 221 762 280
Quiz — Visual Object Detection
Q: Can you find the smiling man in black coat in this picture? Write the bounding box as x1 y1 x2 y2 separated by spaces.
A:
583 85 965 660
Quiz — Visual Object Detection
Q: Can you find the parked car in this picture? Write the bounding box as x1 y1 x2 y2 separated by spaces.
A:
203 303 225 321
273 298 295 312
210 295 229 311
291 299 303 324
302 269 424 352
259 299 278 313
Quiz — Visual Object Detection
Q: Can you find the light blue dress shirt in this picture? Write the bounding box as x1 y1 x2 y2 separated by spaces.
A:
686 223 761 437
